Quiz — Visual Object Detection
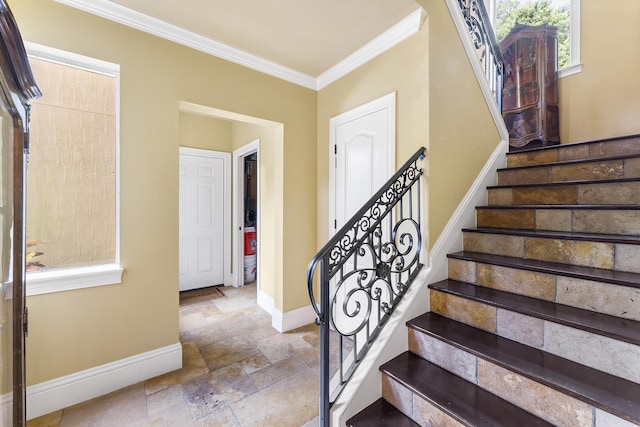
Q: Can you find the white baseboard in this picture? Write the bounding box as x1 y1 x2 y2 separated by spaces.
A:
257 289 275 315
26 343 182 420
272 305 316 333
258 288 316 333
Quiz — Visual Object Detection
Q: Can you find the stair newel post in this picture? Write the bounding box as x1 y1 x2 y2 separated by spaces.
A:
319 257 330 427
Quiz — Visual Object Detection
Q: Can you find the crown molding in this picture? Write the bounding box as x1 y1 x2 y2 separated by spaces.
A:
55 0 317 89
316 7 423 90
55 0 423 91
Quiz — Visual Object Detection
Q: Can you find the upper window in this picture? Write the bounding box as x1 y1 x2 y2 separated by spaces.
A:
25 43 122 295
489 0 581 76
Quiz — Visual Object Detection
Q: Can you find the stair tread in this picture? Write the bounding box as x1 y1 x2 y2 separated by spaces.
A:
429 279 640 345
448 251 640 289
346 398 420 427
463 226 640 244
498 152 640 173
477 204 640 210
408 312 640 424
381 351 554 427
505 133 640 156
488 176 640 189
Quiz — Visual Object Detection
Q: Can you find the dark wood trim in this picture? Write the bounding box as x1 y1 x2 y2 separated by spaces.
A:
463 227 640 244
487 176 640 190
505 133 640 156
429 279 640 346
381 352 554 426
408 313 640 425
347 399 420 427
448 251 640 289
0 1 40 102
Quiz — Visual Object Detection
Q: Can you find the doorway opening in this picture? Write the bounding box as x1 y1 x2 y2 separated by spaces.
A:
233 139 259 290
178 101 282 323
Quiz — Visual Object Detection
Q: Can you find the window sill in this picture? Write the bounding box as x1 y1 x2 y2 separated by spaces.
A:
558 63 582 79
26 264 124 296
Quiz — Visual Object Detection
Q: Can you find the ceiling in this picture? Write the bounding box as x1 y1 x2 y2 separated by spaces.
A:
58 0 423 89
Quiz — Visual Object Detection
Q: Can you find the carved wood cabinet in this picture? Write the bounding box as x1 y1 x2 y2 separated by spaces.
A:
500 23 559 149
0 1 41 425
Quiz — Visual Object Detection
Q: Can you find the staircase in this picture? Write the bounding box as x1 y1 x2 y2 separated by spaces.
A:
348 135 640 427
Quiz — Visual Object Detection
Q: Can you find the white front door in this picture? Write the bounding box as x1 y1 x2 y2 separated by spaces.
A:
179 149 229 291
331 92 396 232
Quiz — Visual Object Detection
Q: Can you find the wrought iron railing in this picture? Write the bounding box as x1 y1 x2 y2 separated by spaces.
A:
457 0 504 111
307 147 425 426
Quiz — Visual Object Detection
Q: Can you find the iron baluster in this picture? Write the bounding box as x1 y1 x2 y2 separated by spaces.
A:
307 147 426 426
457 0 504 110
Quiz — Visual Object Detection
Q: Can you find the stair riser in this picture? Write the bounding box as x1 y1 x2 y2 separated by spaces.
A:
476 208 640 236
448 258 640 322
408 329 614 427
507 136 640 168
488 181 640 206
498 157 640 185
463 232 640 273
382 375 465 427
429 290 640 383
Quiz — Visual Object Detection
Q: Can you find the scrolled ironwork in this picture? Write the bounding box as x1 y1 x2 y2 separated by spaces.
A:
307 147 425 427
323 157 423 279
457 0 504 111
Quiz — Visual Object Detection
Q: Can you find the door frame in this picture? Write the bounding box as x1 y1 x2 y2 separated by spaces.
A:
232 139 260 288
178 147 232 287
328 92 396 237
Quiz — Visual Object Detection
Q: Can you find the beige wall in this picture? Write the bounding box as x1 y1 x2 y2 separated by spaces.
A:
14 0 316 385
179 113 232 152
558 0 640 143
231 122 283 302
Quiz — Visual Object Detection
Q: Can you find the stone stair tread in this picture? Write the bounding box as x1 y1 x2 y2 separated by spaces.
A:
381 351 554 427
346 398 420 427
488 176 640 189
408 312 640 424
448 251 640 289
429 279 640 345
463 226 640 244
498 152 640 173
477 204 640 210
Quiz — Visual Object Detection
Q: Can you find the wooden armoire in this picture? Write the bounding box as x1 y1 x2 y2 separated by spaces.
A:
0 1 41 425
500 23 560 150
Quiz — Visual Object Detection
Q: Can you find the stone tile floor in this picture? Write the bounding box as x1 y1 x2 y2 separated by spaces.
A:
28 283 321 427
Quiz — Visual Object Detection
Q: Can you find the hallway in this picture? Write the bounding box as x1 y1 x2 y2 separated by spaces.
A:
28 283 320 426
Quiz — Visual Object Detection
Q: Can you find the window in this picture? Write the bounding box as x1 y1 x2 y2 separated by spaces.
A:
25 43 122 295
489 0 581 77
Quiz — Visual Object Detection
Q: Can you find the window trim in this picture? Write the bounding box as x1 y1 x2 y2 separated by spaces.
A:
24 42 122 296
488 0 582 78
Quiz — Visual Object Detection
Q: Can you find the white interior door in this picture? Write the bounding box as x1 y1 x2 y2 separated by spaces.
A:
179 149 229 291
328 92 396 340
331 92 396 233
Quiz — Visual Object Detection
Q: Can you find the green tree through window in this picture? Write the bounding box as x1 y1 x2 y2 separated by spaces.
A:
496 0 570 68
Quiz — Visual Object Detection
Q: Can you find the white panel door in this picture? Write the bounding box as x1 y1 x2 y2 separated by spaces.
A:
332 93 395 231
179 152 225 291
335 112 390 227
